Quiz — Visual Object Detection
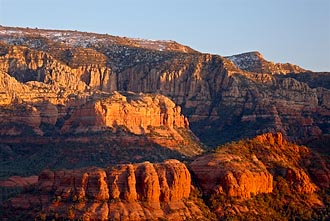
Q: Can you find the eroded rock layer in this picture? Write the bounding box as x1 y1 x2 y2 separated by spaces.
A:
191 133 319 200
1 133 330 220
190 133 330 218
2 160 207 220
0 26 329 146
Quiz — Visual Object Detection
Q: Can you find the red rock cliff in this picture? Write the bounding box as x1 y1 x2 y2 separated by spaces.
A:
1 28 330 146
3 160 207 220
190 133 318 201
190 148 273 199
62 91 188 135
60 91 203 156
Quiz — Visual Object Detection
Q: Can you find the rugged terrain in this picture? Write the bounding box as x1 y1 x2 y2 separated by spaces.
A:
0 26 329 220
2 160 208 220
2 133 329 220
0 26 329 146
191 133 330 220
226 51 307 74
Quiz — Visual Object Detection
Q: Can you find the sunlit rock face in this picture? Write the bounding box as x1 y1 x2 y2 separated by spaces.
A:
190 133 318 200
3 160 207 221
1 133 329 220
1 26 330 221
60 91 203 156
61 91 188 135
0 26 329 146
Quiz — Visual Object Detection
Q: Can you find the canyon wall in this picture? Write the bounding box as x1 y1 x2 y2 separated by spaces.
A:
2 160 207 221
191 133 319 200
0 27 329 146
2 133 329 220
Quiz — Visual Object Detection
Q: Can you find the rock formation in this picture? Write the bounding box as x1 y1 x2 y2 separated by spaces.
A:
2 160 207 220
1 133 329 220
189 133 329 218
0 86 202 156
62 91 188 135
226 51 307 74
0 26 329 146
191 133 318 200
0 26 330 220
60 91 204 156
190 145 274 200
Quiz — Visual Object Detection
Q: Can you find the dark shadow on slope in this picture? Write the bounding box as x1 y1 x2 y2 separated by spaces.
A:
0 129 199 180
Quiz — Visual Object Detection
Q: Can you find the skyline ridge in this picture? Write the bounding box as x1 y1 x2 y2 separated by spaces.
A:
0 25 319 73
1 0 329 72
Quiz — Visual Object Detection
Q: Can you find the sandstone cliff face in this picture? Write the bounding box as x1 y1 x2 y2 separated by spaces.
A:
0 45 87 91
110 48 328 145
0 90 203 157
1 133 329 220
60 91 202 156
62 91 188 134
0 43 118 92
188 133 327 219
190 133 318 202
286 71 330 90
252 133 318 193
116 54 238 122
1 26 329 221
0 70 29 105
3 160 206 220
0 45 203 154
1 27 329 146
0 40 201 152
190 146 274 199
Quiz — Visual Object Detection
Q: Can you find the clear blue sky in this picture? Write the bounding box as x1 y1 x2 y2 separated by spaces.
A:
0 0 329 71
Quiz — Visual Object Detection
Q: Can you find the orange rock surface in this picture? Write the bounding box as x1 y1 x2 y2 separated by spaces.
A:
191 133 319 200
3 160 206 220
190 150 273 199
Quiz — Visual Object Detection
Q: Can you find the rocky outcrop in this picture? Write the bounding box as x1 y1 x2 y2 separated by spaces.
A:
190 133 318 201
1 133 329 220
257 134 320 194
286 71 330 89
190 148 273 199
226 51 307 74
1 26 330 221
2 160 206 220
0 43 119 92
62 91 188 134
0 40 203 155
0 45 87 91
113 50 329 145
60 91 202 156
251 133 318 194
1 27 329 146
0 70 29 105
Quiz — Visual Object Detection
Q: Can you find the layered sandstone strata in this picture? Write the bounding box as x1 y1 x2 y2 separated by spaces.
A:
191 133 318 200
3 160 206 220
1 27 329 146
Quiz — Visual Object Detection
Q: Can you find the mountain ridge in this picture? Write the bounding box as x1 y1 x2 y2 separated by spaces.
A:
0 26 330 220
0 26 198 54
2 133 329 220
226 51 307 74
0 26 329 146
0 26 310 73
